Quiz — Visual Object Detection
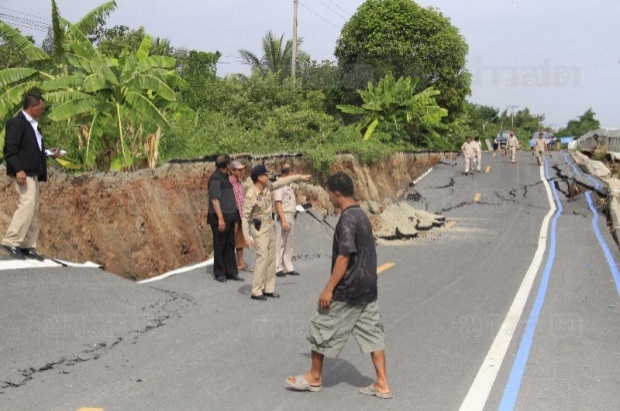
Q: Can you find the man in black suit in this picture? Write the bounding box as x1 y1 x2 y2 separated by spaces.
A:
1 92 50 260
207 154 244 282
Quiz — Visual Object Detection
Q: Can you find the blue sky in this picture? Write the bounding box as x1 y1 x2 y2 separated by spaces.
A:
2 0 619 130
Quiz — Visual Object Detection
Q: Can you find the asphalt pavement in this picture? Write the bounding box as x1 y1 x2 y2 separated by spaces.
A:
1 150 619 410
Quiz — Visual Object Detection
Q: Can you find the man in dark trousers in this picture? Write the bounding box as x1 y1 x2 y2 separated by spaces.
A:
286 172 391 399
1 92 53 261
207 154 244 282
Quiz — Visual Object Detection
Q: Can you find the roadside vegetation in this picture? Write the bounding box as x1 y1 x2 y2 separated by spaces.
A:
0 0 603 175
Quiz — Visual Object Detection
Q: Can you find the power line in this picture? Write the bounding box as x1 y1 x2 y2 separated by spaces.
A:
325 0 353 17
0 6 51 23
298 0 340 29
0 13 49 33
310 0 348 21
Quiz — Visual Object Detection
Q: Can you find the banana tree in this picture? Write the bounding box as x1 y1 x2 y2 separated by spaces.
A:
0 0 116 158
42 29 186 170
0 0 187 171
0 22 51 150
337 73 448 144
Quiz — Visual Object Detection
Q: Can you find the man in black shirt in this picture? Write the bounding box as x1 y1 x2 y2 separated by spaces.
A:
286 172 391 399
207 154 243 282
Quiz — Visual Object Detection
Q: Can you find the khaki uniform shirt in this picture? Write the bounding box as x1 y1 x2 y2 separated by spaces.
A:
273 183 296 214
461 141 476 158
474 141 482 157
507 136 519 149
242 175 300 240
534 138 546 153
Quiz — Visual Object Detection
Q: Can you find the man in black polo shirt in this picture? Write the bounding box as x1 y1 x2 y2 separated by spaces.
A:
286 172 391 399
207 154 243 283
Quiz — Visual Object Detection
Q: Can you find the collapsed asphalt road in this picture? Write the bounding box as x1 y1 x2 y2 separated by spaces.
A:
1 150 619 410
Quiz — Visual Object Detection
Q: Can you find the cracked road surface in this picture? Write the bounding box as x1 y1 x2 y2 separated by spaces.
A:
1 150 619 410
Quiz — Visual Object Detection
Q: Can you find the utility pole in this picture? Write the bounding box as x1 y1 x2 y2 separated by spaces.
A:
291 0 298 81
507 105 519 130
482 113 500 136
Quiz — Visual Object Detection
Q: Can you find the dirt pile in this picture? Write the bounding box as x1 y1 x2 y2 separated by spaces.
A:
0 152 454 280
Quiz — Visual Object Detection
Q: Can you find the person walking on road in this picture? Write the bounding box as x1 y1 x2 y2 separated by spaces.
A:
461 136 476 175
473 136 483 172
286 172 391 399
506 131 519 164
229 160 251 272
1 92 58 261
534 132 547 166
242 164 310 301
274 161 301 278
207 154 244 283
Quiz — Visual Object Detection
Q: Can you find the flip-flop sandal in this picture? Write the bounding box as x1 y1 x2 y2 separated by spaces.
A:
286 375 322 392
238 266 252 272
359 384 392 399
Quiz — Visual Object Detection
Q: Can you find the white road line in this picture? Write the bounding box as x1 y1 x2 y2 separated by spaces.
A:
413 168 433 185
459 164 556 410
138 258 214 284
0 259 62 270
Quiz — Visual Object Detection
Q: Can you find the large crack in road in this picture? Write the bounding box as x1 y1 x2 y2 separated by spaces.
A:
0 288 195 395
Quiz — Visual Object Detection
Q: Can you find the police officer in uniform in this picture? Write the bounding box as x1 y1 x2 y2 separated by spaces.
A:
274 162 301 277
242 165 310 301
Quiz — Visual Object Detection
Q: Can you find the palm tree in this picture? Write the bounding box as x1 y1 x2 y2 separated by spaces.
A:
238 31 307 79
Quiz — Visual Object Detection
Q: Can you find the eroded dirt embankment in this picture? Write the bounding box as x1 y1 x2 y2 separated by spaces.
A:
0 152 455 280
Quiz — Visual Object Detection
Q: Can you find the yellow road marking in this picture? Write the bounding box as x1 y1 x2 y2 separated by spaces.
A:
485 166 491 173
377 262 394 275
78 408 104 411
474 193 481 203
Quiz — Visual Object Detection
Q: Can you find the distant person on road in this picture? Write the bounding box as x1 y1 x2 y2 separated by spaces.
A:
207 154 244 283
273 161 301 278
229 160 251 272
242 164 310 301
473 136 483 172
461 136 476 175
286 172 391 399
534 132 547 166
506 131 519 164
1 92 59 261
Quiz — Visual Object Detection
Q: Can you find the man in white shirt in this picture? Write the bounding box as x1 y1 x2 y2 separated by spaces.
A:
473 136 483 172
1 92 55 260
461 136 476 175
506 131 519 164
273 162 301 277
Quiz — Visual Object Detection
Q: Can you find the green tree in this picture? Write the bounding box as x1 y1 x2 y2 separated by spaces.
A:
298 59 342 115
337 72 447 146
95 25 174 58
335 0 471 118
176 49 222 109
219 72 334 144
557 108 600 137
0 35 35 69
238 31 308 79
